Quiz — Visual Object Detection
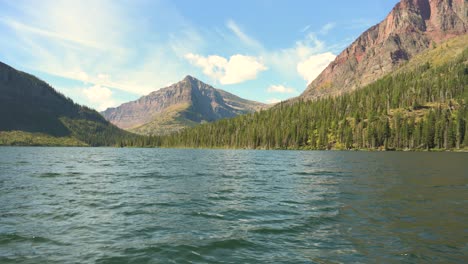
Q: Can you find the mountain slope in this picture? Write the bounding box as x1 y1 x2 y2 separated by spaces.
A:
102 76 266 135
0 61 133 146
145 35 468 150
301 0 467 100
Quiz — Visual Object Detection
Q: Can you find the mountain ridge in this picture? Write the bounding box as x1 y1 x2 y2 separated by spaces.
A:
300 0 467 100
0 61 133 146
149 34 468 150
102 75 266 135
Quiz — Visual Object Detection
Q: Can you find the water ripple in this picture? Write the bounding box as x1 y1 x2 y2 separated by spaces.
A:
0 147 466 263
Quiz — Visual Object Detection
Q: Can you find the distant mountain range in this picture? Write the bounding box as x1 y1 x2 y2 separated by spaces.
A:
101 76 266 135
0 62 132 146
1 0 466 149
146 0 468 150
156 34 468 150
0 64 266 143
300 0 467 100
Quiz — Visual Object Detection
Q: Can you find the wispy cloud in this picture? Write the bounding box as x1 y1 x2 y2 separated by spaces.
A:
1 18 105 50
226 19 263 50
319 22 336 35
0 0 352 108
300 24 311 33
0 0 205 110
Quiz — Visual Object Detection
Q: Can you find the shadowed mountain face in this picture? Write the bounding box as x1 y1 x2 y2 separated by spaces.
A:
0 62 108 136
301 0 467 100
0 61 130 146
101 76 266 135
0 62 73 136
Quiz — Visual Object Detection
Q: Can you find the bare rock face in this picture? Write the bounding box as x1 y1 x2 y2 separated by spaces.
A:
301 0 467 100
101 76 265 134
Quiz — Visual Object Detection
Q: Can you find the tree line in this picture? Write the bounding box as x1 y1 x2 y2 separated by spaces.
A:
119 48 468 151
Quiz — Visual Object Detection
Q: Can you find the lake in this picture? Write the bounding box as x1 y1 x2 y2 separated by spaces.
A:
0 147 467 263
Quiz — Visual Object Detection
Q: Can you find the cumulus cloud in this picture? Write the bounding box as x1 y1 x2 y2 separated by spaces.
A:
267 85 297 94
266 98 281 104
185 53 267 85
297 52 336 84
265 33 330 79
1 0 342 106
82 85 117 111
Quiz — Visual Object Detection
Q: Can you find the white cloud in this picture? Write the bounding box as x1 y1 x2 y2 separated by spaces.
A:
185 53 227 81
297 52 336 84
224 20 332 92
0 0 203 97
320 23 336 34
300 24 311 33
226 20 262 49
266 98 281 104
300 23 335 34
97 73 110 80
265 33 328 79
185 53 267 85
0 0 345 106
267 85 297 94
82 85 117 111
1 18 105 50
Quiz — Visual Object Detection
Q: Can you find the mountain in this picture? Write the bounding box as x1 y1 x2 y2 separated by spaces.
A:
147 35 468 150
301 0 467 100
102 75 266 135
0 61 133 146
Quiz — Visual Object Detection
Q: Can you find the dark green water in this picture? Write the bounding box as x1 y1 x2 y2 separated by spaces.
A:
0 147 467 263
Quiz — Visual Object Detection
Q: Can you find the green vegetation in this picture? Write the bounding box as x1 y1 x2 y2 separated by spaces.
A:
0 61 138 147
129 103 199 135
0 131 87 146
2 37 467 151
396 35 468 72
129 41 468 151
0 102 136 147
60 117 137 147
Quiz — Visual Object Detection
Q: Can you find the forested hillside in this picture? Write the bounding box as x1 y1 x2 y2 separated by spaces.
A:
132 38 468 151
0 62 136 146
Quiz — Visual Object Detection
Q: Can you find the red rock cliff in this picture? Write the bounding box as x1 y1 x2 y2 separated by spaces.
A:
301 0 467 100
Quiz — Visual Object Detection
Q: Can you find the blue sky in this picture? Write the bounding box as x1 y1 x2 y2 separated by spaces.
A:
0 0 399 110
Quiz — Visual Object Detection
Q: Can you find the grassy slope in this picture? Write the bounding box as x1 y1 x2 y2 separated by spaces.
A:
129 103 199 136
129 92 266 136
0 131 88 146
395 35 468 73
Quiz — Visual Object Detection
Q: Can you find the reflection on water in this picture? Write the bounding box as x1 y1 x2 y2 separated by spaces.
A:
0 147 466 263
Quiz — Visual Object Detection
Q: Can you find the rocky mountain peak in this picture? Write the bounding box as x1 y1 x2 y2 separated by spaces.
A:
300 0 467 100
181 75 210 91
183 75 197 82
101 76 265 134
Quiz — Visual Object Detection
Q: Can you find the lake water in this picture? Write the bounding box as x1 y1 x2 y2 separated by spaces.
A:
0 147 467 263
